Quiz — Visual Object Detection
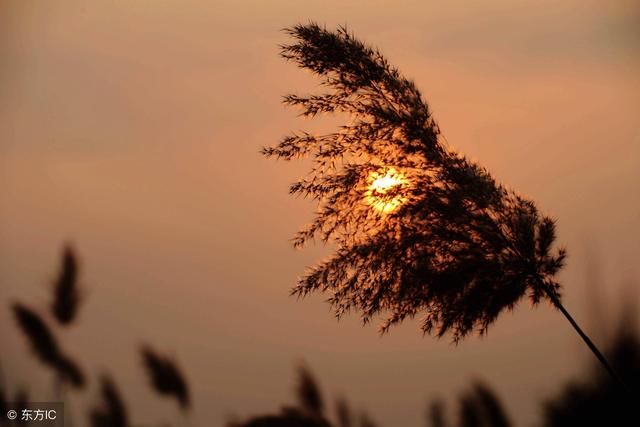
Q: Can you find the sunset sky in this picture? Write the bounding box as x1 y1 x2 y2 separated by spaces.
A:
1 1 639 426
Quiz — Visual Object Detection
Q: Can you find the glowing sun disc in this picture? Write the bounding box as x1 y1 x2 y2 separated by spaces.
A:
365 167 408 214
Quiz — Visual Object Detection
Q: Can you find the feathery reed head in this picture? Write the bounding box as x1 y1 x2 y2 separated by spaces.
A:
264 23 566 341
228 364 376 427
428 400 447 427
13 304 59 366
431 382 511 427
141 345 190 410
296 365 324 418
358 413 377 427
12 303 85 388
464 383 511 427
90 376 129 427
335 397 352 427
54 354 85 388
51 244 82 325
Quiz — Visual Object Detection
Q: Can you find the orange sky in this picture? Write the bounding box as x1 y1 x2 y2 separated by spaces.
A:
1 1 639 426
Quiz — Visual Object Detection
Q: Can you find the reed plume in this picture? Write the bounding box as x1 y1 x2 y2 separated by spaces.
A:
229 365 378 427
141 345 190 410
264 22 565 341
296 365 324 418
428 400 448 427
54 354 85 389
51 244 82 326
470 384 511 427
427 382 511 427
459 383 511 427
358 413 377 427
12 303 85 388
90 376 129 427
335 397 352 427
13 304 59 367
264 23 622 387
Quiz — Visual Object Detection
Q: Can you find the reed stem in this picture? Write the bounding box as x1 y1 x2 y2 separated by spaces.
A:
544 288 628 393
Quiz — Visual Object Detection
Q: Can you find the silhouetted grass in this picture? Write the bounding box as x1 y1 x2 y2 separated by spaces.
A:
141 345 191 411
0 385 30 427
459 383 510 427
51 244 82 326
229 408 332 427
12 305 59 368
5 245 193 426
229 366 377 427
428 382 511 427
358 412 377 427
428 400 448 427
53 353 85 389
297 364 324 418
543 311 640 426
90 376 129 427
12 303 85 389
335 397 352 427
4 246 638 427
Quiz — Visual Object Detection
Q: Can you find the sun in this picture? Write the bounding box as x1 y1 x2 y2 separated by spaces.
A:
364 167 408 214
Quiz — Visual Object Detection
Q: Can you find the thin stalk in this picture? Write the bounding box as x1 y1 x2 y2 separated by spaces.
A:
544 288 628 393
